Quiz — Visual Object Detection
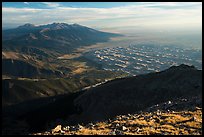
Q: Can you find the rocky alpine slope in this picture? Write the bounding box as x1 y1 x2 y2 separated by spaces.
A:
33 95 202 135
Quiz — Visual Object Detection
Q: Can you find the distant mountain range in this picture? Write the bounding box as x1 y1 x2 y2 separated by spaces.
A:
2 23 122 54
2 23 123 79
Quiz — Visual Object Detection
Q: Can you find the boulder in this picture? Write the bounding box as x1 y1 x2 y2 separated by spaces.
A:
52 125 61 133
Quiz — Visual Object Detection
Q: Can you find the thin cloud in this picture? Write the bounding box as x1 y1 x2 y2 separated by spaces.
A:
24 2 29 5
2 2 202 31
41 2 61 8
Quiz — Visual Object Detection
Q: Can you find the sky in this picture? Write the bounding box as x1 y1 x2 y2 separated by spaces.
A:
2 2 202 37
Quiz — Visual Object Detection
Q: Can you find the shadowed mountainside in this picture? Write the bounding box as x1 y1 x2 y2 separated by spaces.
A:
2 64 202 135
68 64 202 124
2 69 124 106
2 58 63 78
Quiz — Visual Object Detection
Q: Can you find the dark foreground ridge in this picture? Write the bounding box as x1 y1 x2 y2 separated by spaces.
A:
2 64 202 135
69 64 201 124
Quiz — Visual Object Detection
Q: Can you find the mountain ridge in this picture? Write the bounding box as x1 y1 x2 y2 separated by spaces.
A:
2 64 202 135
68 64 202 124
2 23 123 54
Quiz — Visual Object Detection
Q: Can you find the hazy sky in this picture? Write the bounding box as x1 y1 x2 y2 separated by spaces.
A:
2 2 202 32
